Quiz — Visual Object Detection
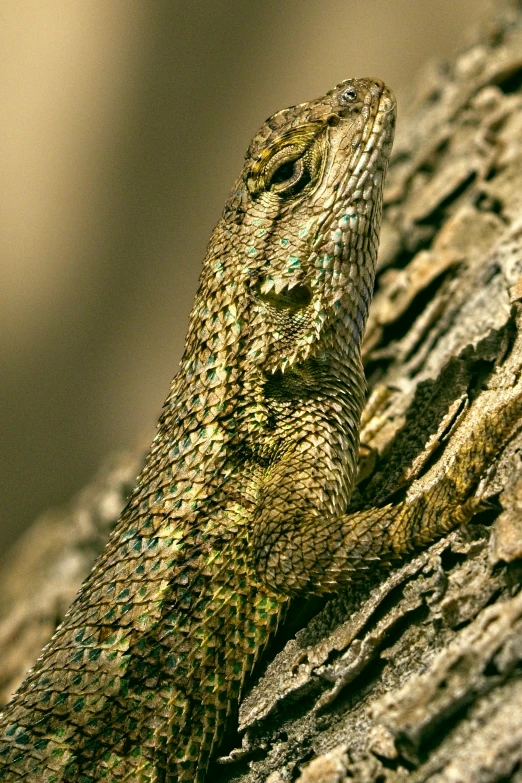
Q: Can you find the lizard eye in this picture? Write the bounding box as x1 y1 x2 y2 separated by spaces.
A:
270 159 298 186
269 158 309 194
247 123 325 199
266 152 311 196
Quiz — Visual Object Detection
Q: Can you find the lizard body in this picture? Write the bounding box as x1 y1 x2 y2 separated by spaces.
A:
1 77 520 782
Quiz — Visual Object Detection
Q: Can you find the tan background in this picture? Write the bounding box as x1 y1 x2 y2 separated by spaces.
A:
0 0 491 551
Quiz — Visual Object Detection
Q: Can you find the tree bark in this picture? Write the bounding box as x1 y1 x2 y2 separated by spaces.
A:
3 3 522 781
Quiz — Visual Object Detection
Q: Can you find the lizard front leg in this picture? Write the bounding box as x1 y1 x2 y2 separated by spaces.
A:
253 367 522 597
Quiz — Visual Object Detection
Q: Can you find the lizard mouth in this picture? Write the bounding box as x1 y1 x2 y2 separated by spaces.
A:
309 78 396 212
334 78 396 197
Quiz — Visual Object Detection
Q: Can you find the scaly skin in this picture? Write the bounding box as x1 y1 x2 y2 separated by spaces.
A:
3 76 518 782
0 77 395 782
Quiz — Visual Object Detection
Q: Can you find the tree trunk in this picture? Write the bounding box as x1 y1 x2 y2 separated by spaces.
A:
2 3 522 781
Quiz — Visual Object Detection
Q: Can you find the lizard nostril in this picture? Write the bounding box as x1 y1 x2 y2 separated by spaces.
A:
339 86 357 104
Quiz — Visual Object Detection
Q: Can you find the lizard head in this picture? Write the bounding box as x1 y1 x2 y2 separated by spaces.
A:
181 79 395 397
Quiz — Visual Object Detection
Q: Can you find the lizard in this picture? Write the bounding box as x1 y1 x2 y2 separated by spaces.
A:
1 75 522 783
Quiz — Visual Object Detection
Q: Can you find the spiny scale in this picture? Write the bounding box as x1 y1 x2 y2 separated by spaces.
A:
0 79 396 781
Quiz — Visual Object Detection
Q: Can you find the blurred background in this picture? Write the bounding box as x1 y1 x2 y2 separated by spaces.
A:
1 0 492 552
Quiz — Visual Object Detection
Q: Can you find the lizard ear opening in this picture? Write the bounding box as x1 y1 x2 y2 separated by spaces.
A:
256 282 312 311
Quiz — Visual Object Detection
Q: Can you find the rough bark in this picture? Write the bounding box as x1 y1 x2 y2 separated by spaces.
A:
3 3 522 781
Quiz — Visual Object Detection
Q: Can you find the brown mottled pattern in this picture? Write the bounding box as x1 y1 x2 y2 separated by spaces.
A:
3 72 522 783
0 79 399 781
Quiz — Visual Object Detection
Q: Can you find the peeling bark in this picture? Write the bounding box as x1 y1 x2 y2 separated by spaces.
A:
2 3 522 781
